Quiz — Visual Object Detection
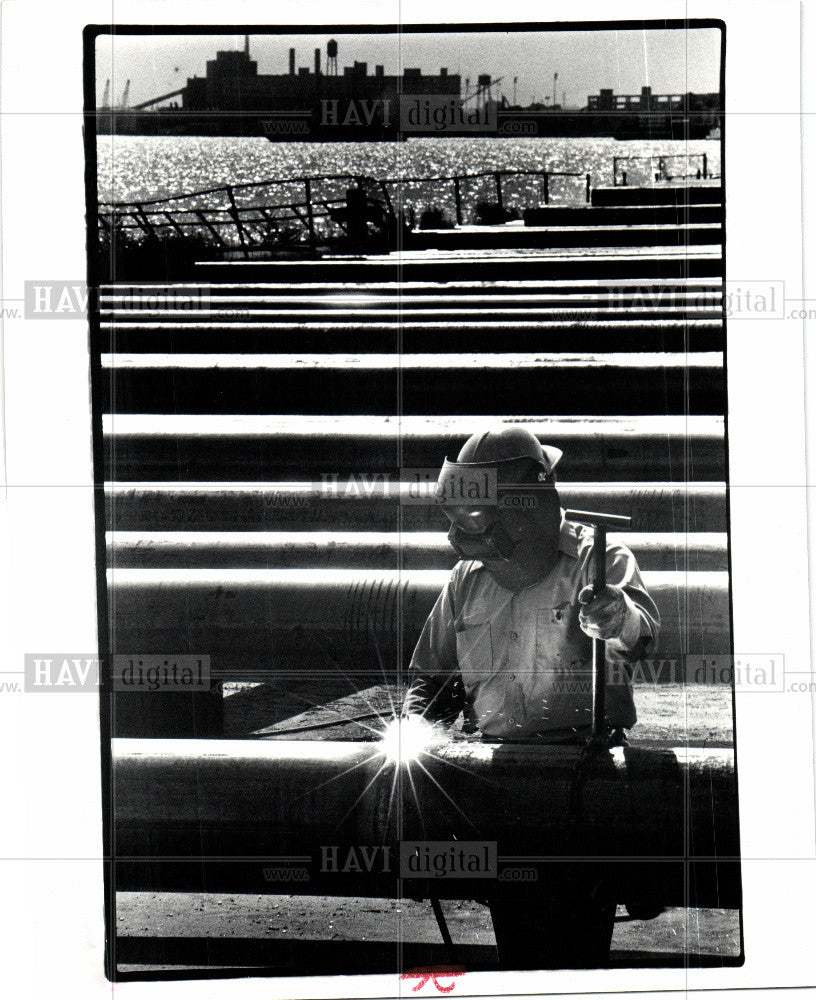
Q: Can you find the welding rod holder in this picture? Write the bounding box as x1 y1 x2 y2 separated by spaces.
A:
563 509 632 740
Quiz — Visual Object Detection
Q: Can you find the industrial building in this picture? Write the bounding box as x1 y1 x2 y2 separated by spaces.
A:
140 38 461 114
97 39 721 139
586 85 720 115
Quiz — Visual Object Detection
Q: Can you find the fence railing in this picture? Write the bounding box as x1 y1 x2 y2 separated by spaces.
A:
612 153 721 187
97 168 592 248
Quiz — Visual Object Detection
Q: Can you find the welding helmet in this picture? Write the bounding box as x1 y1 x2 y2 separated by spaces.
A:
436 427 563 590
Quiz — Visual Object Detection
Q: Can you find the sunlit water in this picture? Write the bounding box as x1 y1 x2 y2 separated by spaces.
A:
97 135 720 214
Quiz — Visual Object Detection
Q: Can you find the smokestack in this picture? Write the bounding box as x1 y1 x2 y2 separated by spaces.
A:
314 47 321 76
289 48 296 76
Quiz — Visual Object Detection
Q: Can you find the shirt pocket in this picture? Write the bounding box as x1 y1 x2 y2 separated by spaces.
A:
535 602 574 671
454 614 494 681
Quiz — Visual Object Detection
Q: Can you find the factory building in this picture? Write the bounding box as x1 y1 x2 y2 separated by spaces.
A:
586 86 720 115
181 41 461 113
99 40 719 138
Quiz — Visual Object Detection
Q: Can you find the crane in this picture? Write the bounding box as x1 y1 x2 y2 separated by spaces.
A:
131 87 186 111
461 76 505 107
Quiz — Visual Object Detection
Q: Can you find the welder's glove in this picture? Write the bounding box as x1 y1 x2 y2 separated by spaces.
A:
407 673 465 726
578 584 641 643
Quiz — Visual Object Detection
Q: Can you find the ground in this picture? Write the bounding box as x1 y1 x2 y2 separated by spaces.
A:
221 680 735 748
116 682 739 975
116 895 740 975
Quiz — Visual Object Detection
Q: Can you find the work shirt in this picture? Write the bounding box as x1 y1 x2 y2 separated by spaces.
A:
409 513 660 739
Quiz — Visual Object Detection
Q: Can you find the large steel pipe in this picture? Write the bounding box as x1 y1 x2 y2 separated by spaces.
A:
101 323 724 355
100 276 722 301
592 186 722 207
194 252 722 283
101 354 724 416
102 414 725 481
104 482 727 533
107 568 731 669
520 204 723 226
100 319 721 333
101 305 721 322
107 530 728 572
404 223 721 250
101 300 722 318
112 738 740 908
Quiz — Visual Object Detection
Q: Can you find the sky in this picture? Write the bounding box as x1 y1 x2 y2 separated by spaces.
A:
94 27 721 110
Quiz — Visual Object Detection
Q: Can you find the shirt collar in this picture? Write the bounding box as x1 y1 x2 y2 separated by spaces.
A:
558 509 581 559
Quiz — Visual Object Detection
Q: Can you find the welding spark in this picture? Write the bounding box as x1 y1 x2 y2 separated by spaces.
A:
293 685 467 838
378 714 441 766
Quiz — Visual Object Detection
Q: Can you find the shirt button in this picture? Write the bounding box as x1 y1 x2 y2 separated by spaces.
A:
508 673 516 681
509 631 519 640
555 611 563 621
509 717 516 725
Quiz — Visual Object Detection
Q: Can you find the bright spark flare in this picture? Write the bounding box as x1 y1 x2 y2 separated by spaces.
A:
378 714 440 765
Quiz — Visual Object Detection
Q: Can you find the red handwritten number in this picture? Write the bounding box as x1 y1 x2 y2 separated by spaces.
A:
401 966 466 993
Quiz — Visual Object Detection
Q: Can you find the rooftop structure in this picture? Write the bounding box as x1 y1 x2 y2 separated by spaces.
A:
586 86 721 113
179 44 461 113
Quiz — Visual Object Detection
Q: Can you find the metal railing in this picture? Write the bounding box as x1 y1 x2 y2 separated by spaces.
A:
97 168 592 248
612 154 721 187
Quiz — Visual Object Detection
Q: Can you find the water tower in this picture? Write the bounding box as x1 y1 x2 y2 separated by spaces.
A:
327 39 338 75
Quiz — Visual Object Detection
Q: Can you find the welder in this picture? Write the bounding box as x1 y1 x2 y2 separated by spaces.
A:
407 425 660 969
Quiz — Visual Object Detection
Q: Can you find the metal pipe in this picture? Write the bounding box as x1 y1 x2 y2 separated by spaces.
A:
103 483 728 534
193 209 224 245
592 522 608 736
102 415 726 481
564 510 633 738
303 178 316 242
107 569 731 671
453 177 462 225
105 530 728 572
133 204 157 240
101 358 724 417
111 738 740 907
225 185 248 252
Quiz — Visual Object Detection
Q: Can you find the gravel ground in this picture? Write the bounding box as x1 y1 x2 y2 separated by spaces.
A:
116 894 740 974
116 682 738 975
222 680 735 747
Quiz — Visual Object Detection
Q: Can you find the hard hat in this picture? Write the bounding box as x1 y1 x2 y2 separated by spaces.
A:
436 426 563 589
454 425 562 477
435 424 561 512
